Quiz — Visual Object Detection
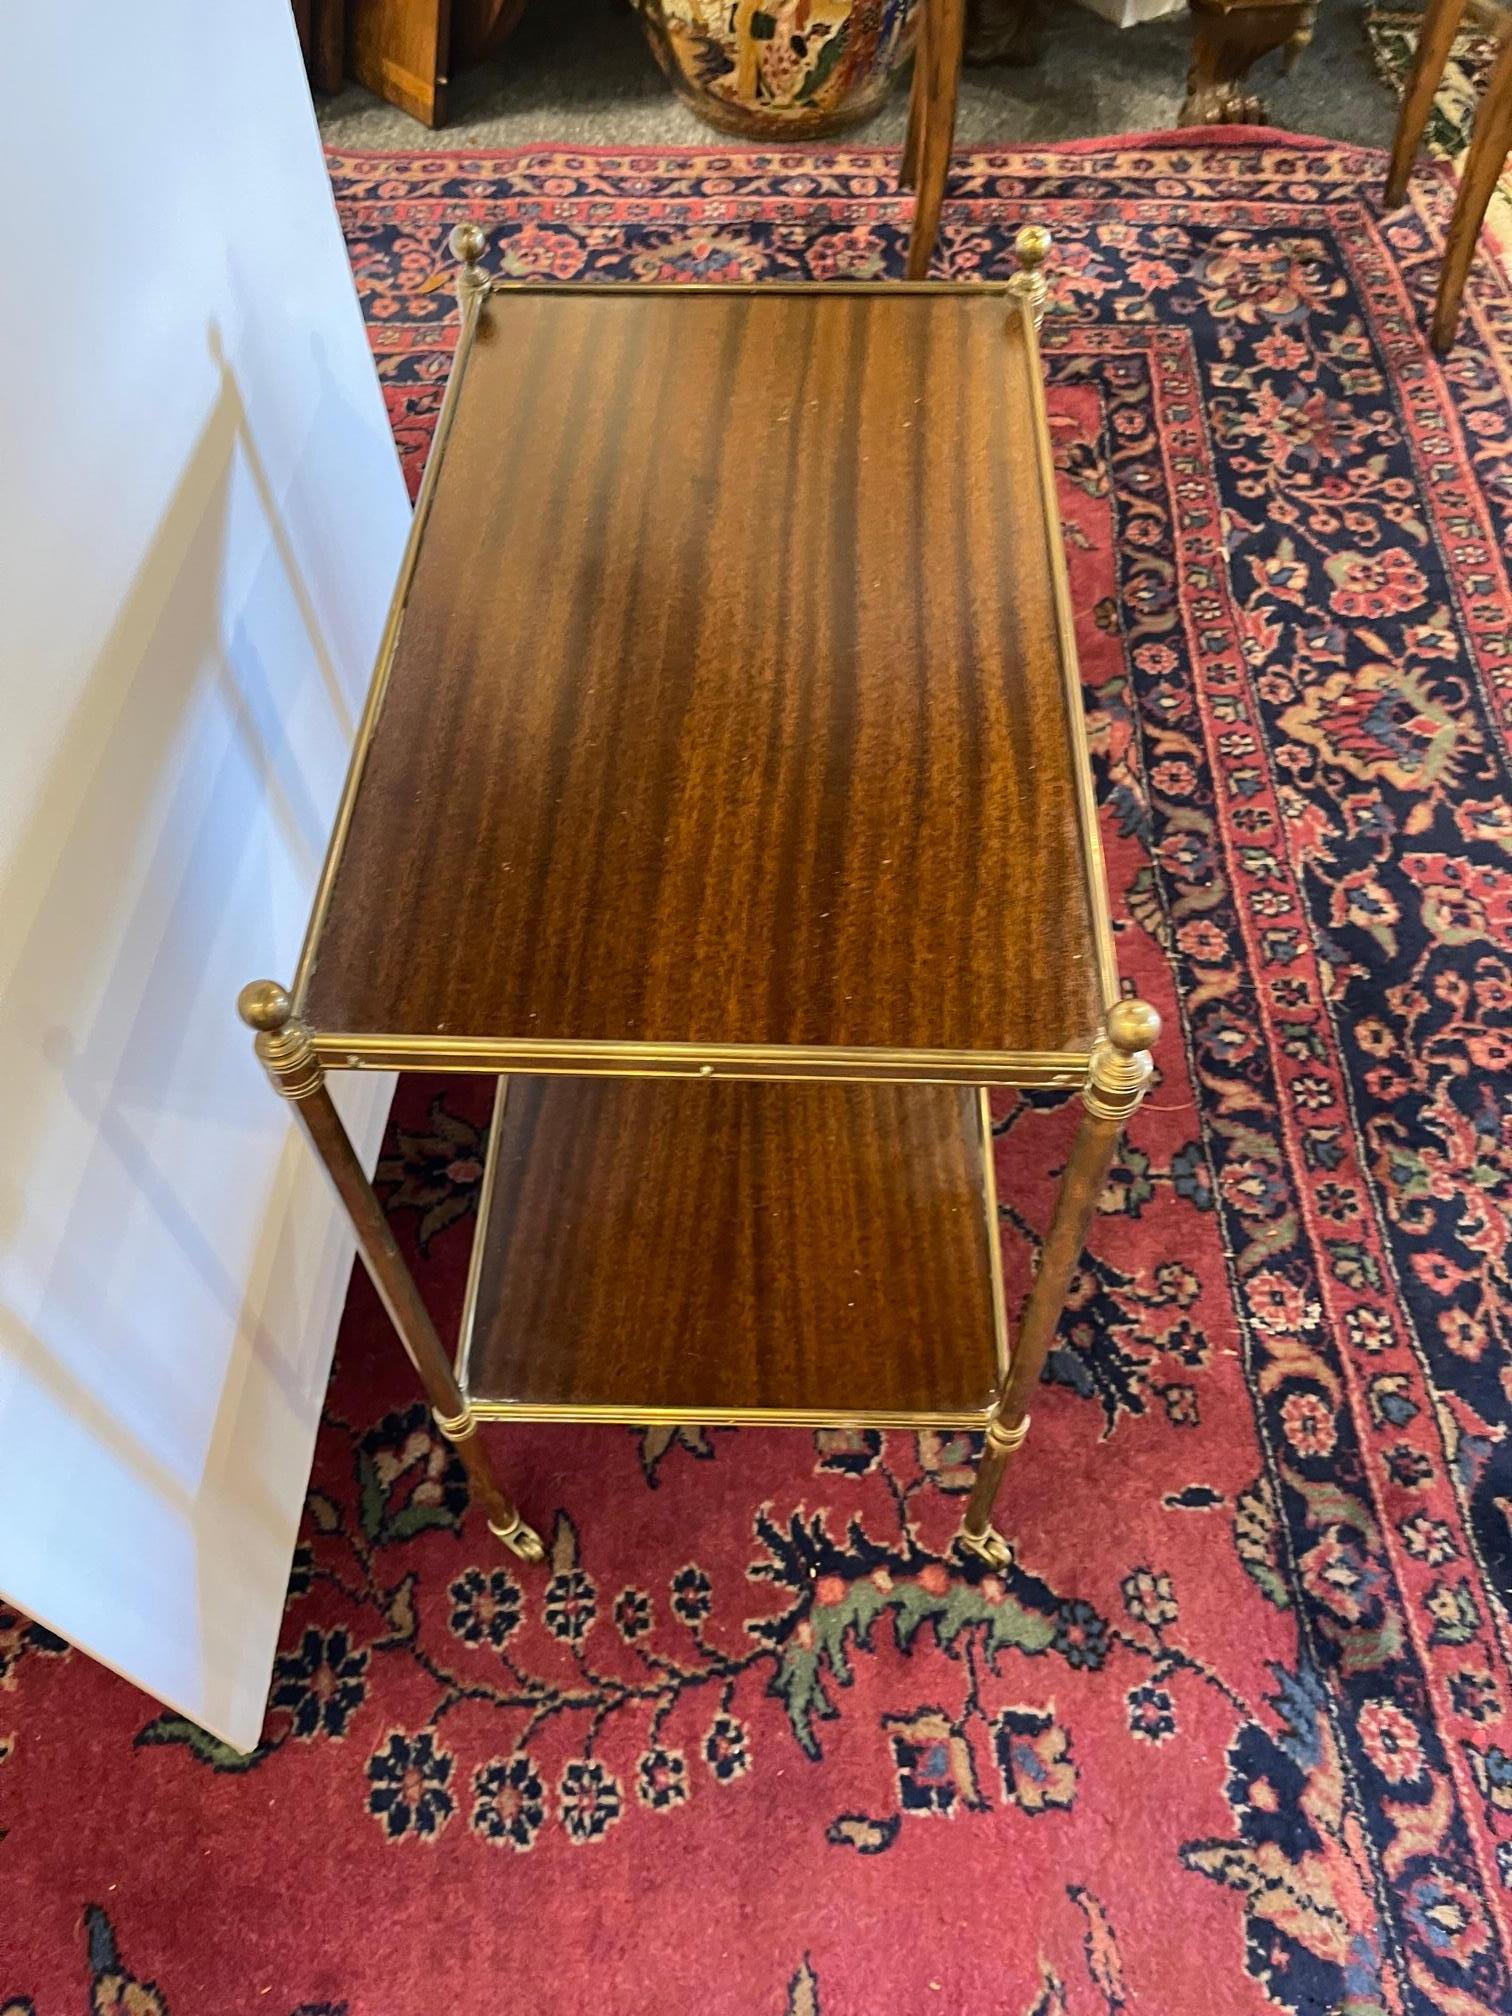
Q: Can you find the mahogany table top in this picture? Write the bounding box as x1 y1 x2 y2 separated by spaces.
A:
297 282 1113 1084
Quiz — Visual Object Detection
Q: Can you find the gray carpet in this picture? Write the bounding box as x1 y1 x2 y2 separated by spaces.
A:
316 0 1404 152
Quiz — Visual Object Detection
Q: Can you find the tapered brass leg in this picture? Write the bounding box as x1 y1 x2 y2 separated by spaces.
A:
958 1000 1161 1570
238 982 544 1565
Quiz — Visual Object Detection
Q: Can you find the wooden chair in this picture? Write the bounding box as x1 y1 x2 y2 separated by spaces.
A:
1385 0 1512 351
900 0 967 280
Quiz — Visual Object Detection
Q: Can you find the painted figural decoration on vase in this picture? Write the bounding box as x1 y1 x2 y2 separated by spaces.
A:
635 0 920 134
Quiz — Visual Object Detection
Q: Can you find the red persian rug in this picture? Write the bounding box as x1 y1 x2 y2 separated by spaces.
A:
4 134 1512 2016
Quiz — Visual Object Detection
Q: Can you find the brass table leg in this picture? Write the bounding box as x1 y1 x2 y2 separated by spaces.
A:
237 982 544 1564
959 1000 1161 1570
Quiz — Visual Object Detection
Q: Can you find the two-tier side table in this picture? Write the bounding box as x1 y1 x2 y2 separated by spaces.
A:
239 225 1161 1573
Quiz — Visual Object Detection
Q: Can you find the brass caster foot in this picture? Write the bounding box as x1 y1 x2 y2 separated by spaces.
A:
956 1525 1014 1571
489 1514 545 1564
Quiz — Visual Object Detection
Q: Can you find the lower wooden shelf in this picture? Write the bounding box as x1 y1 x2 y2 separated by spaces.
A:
456 1077 1007 1427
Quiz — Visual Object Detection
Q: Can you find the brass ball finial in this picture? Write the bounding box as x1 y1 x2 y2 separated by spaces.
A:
238 980 292 1033
1014 224 1052 273
1106 998 1161 1056
449 222 486 267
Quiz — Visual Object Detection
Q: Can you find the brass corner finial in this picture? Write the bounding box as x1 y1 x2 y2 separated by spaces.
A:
1085 996 1159 1122
1106 997 1161 1058
449 222 490 306
237 980 292 1032
238 979 321 1100
1009 224 1052 332
1014 224 1051 273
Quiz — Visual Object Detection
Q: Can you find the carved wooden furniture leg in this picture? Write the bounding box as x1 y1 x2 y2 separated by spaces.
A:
1180 0 1316 126
238 982 544 1564
1429 28 1512 350
906 0 967 281
959 1001 1161 1570
1385 0 1471 205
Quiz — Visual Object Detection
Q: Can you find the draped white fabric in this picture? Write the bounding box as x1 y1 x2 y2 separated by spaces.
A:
0 1 407 1748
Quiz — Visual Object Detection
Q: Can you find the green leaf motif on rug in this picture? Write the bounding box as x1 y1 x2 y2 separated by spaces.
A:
1234 1478 1293 1610
134 1716 267 1773
770 1578 1056 1761
355 1403 467 1547
1326 1241 1383 1293
1103 1145 1157 1218
357 1447 459 1546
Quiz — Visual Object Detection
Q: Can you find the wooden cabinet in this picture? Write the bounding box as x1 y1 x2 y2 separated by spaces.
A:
345 0 526 124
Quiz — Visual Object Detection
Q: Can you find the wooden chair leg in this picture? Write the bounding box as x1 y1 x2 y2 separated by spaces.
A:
901 9 929 193
1430 30 1512 350
905 0 966 281
1385 0 1471 206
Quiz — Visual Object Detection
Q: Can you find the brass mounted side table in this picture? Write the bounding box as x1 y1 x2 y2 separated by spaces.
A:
240 227 1160 1572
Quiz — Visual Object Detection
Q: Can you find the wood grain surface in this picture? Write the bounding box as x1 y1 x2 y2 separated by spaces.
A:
303 286 1105 1064
347 0 454 126
463 1077 1002 1421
